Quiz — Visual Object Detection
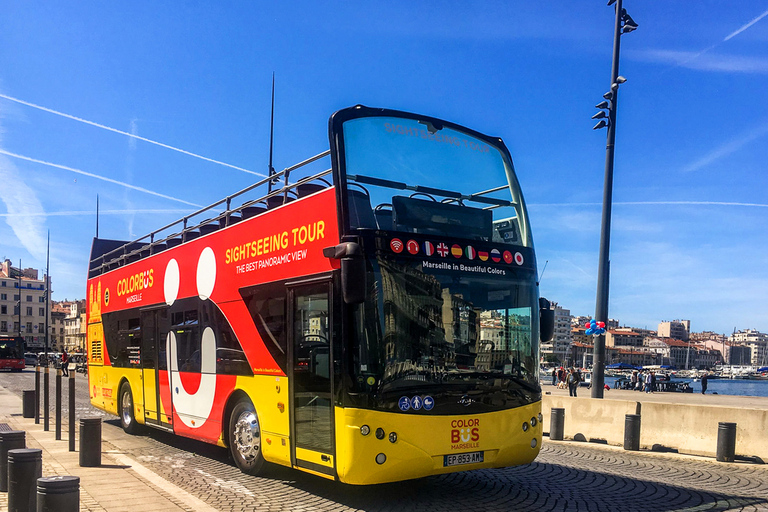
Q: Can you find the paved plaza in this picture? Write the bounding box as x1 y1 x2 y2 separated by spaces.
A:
1 369 767 511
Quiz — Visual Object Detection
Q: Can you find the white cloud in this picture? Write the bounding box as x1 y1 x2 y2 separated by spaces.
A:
632 49 768 74
0 153 47 260
682 122 768 173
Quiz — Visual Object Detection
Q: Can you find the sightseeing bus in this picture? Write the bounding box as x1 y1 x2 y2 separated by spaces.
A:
86 105 554 485
0 335 25 371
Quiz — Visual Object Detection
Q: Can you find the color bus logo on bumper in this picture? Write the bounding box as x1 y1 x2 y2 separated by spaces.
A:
450 418 480 450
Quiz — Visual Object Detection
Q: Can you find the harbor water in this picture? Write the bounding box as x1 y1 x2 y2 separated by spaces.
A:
603 376 768 398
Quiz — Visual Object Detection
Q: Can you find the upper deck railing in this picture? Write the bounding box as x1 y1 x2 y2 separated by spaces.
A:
88 150 332 278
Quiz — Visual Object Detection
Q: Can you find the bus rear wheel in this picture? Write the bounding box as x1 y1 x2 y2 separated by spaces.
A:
119 381 140 434
228 399 265 475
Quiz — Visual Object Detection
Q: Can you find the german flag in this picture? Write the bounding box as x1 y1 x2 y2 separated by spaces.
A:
478 250 489 262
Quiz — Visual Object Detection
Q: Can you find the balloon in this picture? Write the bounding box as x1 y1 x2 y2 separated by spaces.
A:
585 322 590 329
597 322 605 328
585 328 594 335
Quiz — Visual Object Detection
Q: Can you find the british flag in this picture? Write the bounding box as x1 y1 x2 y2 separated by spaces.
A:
436 242 449 257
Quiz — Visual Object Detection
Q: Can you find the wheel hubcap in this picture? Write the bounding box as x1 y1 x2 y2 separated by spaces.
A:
234 410 260 462
122 391 132 426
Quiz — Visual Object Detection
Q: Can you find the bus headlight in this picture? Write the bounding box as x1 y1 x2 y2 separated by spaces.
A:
376 453 387 465
360 425 370 436
531 438 538 448
389 432 397 443
522 422 529 432
375 428 385 440
530 417 537 427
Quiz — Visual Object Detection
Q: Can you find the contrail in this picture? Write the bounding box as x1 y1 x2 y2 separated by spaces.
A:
0 149 202 207
529 201 768 208
663 8 768 70
0 93 266 178
724 9 768 41
0 209 193 217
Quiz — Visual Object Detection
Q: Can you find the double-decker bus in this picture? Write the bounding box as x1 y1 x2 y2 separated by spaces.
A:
86 105 554 485
0 335 25 371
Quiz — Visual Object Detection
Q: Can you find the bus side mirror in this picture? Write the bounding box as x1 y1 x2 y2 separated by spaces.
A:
539 297 554 343
323 242 366 305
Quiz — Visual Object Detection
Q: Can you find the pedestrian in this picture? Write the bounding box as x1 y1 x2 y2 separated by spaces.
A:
552 367 557 386
644 371 652 393
567 367 581 397
701 373 709 394
630 371 637 390
650 371 656 392
61 349 69 377
635 371 644 391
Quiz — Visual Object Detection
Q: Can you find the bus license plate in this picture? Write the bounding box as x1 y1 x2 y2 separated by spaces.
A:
443 451 484 467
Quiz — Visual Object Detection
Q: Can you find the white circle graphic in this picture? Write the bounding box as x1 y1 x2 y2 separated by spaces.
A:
196 247 216 300
514 252 524 266
164 259 180 306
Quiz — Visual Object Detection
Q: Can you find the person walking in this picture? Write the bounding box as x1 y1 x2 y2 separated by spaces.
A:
552 367 557 386
567 367 581 397
61 349 69 377
644 371 652 393
701 373 709 394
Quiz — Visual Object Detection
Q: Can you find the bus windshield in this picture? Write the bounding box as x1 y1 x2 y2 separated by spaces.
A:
335 110 541 415
341 114 531 247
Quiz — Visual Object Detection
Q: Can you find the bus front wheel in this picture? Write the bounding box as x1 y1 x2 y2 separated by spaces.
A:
228 399 265 475
119 381 140 434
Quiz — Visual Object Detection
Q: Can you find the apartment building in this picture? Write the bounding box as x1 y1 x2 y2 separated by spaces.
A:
0 259 51 350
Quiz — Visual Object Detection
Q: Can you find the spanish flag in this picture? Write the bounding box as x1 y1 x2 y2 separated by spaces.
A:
451 244 463 258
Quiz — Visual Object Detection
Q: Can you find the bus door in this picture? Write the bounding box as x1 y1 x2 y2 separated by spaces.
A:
288 280 335 477
140 307 173 430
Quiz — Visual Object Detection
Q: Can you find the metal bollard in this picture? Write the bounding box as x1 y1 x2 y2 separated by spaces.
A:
716 422 737 462
7 448 42 512
550 408 565 441
68 373 76 452
44 366 50 432
55 369 62 441
23 391 35 418
0 430 26 492
79 417 102 467
624 414 641 451
37 475 80 512
35 366 41 424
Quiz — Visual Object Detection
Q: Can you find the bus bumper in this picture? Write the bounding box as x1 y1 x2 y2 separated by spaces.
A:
334 402 542 485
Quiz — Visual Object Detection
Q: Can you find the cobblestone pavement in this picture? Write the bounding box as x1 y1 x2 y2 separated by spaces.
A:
3 369 768 512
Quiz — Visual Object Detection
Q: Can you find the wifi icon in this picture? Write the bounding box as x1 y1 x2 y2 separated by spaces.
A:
390 238 404 253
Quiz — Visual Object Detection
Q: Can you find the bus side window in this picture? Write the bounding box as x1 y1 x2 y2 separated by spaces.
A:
241 282 288 374
170 306 200 373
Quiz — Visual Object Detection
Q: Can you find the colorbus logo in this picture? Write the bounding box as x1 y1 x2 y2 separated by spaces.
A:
450 418 480 450
116 269 154 296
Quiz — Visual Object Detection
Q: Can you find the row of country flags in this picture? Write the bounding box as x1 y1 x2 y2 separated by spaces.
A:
389 238 525 266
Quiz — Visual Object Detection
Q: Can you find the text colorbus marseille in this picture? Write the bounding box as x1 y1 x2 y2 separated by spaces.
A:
86 105 554 485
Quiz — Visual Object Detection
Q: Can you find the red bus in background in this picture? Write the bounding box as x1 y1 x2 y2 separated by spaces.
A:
0 335 25 371
87 105 554 485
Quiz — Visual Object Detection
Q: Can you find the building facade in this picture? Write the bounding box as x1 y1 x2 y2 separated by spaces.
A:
0 259 51 350
658 320 690 342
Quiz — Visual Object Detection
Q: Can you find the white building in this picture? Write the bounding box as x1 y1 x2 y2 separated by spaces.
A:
658 320 690 342
729 329 768 367
0 259 51 350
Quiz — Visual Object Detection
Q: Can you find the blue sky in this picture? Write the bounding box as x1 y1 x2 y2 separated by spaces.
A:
0 1 766 335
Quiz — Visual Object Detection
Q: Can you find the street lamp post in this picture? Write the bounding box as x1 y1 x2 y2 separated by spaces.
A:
591 0 637 398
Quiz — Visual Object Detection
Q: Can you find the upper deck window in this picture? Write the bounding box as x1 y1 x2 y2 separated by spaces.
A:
339 114 531 247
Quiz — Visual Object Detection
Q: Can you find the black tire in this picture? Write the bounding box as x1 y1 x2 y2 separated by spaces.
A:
119 381 140 434
228 398 265 475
